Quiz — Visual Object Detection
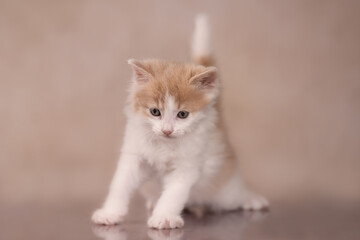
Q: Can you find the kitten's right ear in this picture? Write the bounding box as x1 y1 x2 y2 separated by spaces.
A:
128 59 153 84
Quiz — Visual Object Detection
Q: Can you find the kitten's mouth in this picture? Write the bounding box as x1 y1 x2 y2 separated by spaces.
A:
161 134 176 139
163 135 174 139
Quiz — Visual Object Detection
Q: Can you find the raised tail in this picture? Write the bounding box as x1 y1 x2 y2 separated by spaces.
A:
192 14 215 67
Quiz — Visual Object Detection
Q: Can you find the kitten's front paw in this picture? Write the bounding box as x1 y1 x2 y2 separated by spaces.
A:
147 214 184 229
242 194 269 210
92 208 124 225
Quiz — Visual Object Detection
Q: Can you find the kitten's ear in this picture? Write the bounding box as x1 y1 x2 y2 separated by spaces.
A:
128 59 153 84
189 66 217 89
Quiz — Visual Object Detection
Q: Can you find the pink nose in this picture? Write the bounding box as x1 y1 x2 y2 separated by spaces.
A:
162 130 173 136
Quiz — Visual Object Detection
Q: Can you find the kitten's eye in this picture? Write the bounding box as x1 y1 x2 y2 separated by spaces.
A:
177 111 189 119
150 108 161 117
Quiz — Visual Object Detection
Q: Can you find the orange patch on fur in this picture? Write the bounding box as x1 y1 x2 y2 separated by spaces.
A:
132 60 212 114
192 56 215 67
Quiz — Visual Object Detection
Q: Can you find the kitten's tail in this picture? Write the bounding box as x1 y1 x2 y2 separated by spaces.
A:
192 14 215 67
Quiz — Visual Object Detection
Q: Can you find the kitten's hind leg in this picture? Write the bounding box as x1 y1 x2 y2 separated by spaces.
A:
211 174 269 212
183 205 207 219
238 191 269 211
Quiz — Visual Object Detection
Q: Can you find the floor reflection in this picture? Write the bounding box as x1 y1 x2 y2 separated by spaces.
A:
93 225 128 240
92 210 268 240
147 228 184 240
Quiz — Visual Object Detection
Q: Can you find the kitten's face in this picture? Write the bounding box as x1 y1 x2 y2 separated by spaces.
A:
129 59 218 138
144 94 203 138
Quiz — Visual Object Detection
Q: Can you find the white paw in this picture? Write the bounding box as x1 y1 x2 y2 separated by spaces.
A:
242 194 269 210
92 208 124 225
147 215 184 229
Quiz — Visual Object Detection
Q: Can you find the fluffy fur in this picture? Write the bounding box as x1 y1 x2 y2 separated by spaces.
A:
92 15 268 229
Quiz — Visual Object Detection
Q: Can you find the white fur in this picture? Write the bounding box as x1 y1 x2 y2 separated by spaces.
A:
92 15 268 229
192 14 211 60
92 93 268 228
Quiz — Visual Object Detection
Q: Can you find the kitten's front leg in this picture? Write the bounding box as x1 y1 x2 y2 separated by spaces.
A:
147 167 199 229
92 153 143 225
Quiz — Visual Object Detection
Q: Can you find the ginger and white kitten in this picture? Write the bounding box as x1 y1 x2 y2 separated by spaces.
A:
92 15 268 229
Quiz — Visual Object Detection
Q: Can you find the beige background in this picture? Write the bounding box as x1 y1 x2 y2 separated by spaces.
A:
1 0 359 206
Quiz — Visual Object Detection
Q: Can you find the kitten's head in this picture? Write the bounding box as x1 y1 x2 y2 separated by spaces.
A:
128 59 219 138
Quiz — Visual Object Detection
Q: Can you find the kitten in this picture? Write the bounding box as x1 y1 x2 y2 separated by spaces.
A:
92 15 268 229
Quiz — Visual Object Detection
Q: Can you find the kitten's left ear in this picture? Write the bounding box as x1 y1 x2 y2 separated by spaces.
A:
189 66 217 89
128 59 153 84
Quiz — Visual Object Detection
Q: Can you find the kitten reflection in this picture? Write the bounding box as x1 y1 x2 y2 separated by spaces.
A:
181 210 268 240
148 229 184 240
92 210 267 240
92 224 127 240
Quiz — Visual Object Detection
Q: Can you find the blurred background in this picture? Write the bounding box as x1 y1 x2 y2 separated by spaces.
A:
1 0 359 211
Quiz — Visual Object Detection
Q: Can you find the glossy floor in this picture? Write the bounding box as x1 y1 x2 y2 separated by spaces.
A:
1 199 359 240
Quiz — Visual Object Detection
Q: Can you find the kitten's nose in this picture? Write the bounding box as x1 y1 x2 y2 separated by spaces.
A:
162 129 173 136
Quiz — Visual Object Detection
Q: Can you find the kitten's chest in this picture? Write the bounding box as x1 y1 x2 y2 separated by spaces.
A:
140 138 196 174
142 140 178 166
